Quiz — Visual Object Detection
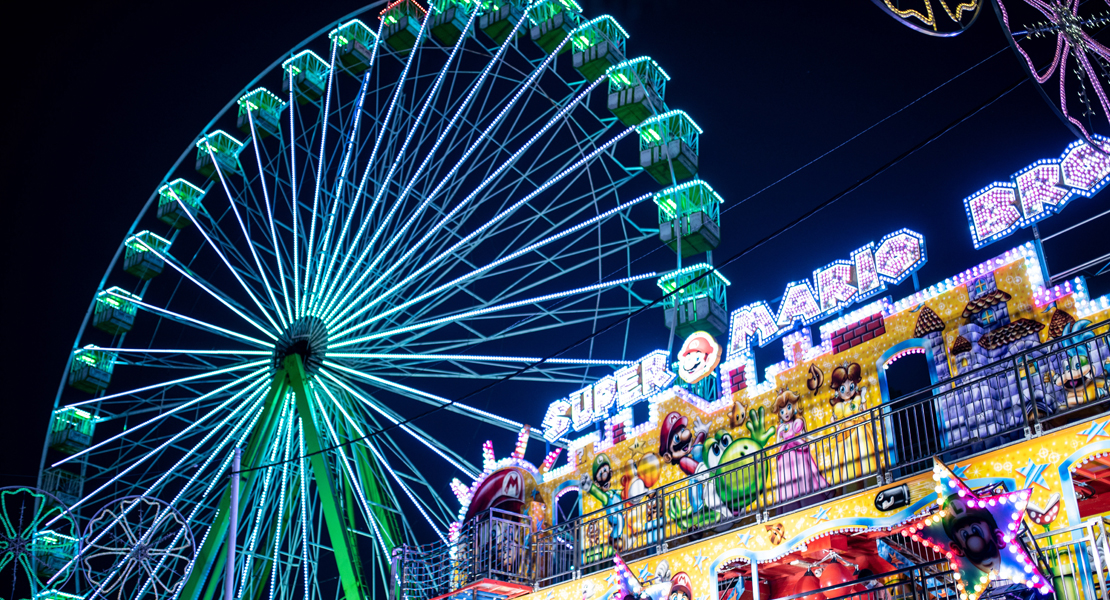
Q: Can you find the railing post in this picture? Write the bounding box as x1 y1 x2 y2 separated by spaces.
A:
572 519 580 579
659 486 669 554
1017 355 1037 439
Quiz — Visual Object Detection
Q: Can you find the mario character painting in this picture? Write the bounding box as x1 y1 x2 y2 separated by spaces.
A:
677 332 722 385
942 496 1008 575
580 453 626 550
668 572 693 600
659 411 708 476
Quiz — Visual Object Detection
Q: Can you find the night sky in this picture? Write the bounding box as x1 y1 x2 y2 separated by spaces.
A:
3 0 1107 544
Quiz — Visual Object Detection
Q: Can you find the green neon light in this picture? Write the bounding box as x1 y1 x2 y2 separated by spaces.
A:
124 230 172 254
281 50 329 78
329 18 378 46
236 88 287 117
194 130 244 153
95 286 141 316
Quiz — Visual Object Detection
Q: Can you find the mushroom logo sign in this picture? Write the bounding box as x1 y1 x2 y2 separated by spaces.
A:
677 331 721 384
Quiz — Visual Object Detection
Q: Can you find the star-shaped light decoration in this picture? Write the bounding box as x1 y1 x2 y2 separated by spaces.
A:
735 531 752 546
810 507 830 522
898 458 1051 599
692 552 707 569
1016 459 1049 490
1078 419 1108 443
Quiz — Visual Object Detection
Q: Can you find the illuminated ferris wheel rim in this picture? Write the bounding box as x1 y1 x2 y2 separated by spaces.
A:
34 1 715 598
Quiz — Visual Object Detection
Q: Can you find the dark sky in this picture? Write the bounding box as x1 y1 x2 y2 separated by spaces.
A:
2 0 1106 519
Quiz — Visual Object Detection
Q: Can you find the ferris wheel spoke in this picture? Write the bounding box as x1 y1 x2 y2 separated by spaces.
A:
315 15 478 317
246 110 296 325
190 140 288 334
317 20 565 320
345 83 607 316
358 434 446 541
109 289 273 350
321 360 530 436
318 369 478 478
43 391 267 593
62 359 270 412
302 37 343 317
330 267 654 348
381 308 639 360
355 191 651 335
51 379 268 521
131 237 278 341
327 124 632 333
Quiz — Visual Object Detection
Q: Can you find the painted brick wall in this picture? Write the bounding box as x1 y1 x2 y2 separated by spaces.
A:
832 313 886 354
726 365 746 394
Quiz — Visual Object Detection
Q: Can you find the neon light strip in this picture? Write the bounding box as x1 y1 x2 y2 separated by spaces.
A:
329 272 655 347
88 347 271 356
319 369 478 477
328 126 637 335
105 289 272 348
324 352 633 365
131 238 277 341
62 359 270 409
323 361 525 429
246 108 294 325
337 193 652 331
52 369 268 467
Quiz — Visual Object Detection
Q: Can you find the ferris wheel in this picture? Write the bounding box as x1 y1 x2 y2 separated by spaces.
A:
30 1 714 599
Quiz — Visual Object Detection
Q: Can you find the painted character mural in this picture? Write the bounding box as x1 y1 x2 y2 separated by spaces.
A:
668 408 775 527
1049 320 1109 407
827 362 877 480
705 407 775 513
659 411 708 476
773 390 830 507
580 454 625 550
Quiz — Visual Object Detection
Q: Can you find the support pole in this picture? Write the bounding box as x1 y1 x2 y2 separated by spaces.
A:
226 447 241 600
751 561 759 600
1032 224 1052 284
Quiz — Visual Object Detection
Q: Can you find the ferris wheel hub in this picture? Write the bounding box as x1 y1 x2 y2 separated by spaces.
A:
273 316 329 377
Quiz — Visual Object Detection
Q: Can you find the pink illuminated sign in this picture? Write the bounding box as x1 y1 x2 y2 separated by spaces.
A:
727 229 926 357
964 137 1110 248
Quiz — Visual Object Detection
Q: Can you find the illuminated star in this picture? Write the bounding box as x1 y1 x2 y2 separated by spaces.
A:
1078 419 1109 443
810 507 830 522
900 458 1050 600
735 532 752 546
951 464 970 479
637 565 653 582
1017 459 1049 490
693 552 707 569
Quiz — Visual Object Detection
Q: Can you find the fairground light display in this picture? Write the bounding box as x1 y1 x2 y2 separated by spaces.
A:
3 1 1110 600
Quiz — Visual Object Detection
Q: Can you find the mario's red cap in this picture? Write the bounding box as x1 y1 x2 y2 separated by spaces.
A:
658 411 687 455
681 336 715 357
670 572 692 598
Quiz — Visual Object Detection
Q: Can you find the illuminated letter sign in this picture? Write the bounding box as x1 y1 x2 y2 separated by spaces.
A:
541 350 675 442
965 136 1110 248
726 228 926 358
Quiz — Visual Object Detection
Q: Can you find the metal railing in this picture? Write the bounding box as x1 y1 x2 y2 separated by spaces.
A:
391 508 533 600
1034 518 1110 600
395 327 1109 599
